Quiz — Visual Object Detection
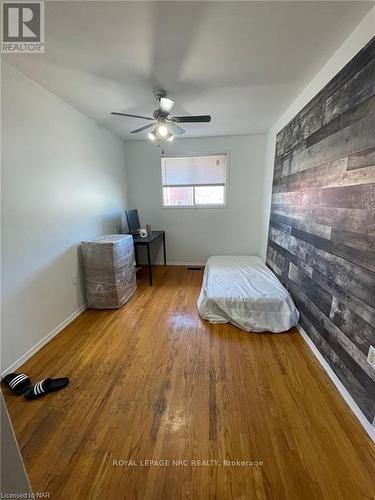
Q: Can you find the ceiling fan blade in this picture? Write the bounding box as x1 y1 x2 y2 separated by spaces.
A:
159 97 175 113
173 115 211 123
166 122 185 135
130 123 155 134
111 112 154 120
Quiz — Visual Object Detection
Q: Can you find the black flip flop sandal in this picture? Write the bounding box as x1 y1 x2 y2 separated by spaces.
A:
2 372 32 395
24 377 69 400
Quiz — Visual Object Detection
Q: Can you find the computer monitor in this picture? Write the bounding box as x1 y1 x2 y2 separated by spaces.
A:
125 209 141 234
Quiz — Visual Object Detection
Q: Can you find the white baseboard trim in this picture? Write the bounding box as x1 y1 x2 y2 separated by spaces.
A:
297 324 375 443
1 304 87 377
167 262 206 266
137 261 205 267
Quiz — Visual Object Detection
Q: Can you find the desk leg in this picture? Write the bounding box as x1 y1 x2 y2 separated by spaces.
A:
162 232 167 266
147 243 153 286
134 244 139 267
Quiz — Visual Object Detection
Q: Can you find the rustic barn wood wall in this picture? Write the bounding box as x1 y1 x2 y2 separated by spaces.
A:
266 37 375 424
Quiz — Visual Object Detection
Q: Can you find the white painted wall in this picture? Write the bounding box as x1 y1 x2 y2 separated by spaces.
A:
125 135 267 264
260 6 375 259
1 63 128 371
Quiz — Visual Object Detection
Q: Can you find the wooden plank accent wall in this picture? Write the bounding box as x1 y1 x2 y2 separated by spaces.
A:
266 37 375 424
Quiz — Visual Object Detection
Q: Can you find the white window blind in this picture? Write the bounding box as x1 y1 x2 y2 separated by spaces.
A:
161 155 226 186
161 154 227 207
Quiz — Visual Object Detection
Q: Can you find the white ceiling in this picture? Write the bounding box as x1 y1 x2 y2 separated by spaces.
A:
4 1 373 140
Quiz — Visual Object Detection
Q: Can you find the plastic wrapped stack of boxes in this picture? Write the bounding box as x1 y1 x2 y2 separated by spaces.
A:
81 235 137 309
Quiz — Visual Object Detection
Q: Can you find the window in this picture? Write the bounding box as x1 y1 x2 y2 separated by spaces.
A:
161 154 227 207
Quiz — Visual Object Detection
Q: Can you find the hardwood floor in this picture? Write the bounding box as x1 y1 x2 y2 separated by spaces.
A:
3 266 375 500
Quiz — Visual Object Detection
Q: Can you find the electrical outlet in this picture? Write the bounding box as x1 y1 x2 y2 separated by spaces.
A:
71 274 78 286
367 346 375 368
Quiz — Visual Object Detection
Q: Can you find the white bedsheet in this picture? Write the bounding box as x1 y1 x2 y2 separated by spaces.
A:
197 255 299 332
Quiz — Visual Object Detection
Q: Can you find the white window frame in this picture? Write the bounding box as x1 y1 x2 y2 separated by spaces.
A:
160 153 229 209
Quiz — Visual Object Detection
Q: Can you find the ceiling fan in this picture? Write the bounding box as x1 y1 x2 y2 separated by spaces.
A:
111 90 211 142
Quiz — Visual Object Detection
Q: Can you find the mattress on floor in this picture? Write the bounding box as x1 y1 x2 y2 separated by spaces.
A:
197 255 299 333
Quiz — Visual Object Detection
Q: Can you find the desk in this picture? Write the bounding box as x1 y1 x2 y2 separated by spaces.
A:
131 231 166 285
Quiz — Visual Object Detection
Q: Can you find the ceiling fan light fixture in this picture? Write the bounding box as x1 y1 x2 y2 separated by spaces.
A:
157 123 168 137
159 97 175 113
148 130 156 141
111 92 211 141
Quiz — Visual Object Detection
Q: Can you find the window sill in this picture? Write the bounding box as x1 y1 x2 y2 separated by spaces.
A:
161 204 228 210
